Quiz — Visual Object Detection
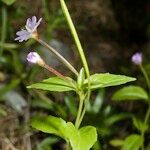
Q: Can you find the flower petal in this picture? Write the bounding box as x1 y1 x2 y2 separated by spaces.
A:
15 30 31 42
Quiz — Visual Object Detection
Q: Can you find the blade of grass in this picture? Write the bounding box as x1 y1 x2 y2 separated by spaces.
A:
0 7 7 56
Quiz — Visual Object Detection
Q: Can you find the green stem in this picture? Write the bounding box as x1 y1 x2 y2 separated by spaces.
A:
139 64 150 150
144 104 150 124
60 0 89 77
141 104 150 150
140 64 150 92
0 7 7 56
60 0 91 128
75 93 84 128
78 105 86 127
35 38 78 76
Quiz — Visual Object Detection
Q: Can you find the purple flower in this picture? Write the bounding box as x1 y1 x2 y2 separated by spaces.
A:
27 52 44 66
132 52 142 65
15 16 42 42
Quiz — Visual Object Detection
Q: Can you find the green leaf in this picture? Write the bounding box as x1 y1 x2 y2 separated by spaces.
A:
121 134 143 150
31 116 97 150
0 78 20 97
0 107 7 116
93 140 102 150
31 115 67 139
112 86 148 102
105 113 130 126
66 122 97 150
110 139 124 147
1 0 16 5
64 95 77 116
77 68 85 89
84 73 136 90
0 42 18 49
132 117 148 132
27 77 76 92
36 137 59 150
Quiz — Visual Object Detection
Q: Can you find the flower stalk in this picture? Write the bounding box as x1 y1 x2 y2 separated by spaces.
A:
34 38 78 76
43 63 66 79
132 54 150 150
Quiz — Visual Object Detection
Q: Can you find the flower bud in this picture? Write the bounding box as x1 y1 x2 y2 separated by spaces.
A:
77 68 85 89
131 52 142 65
27 52 45 66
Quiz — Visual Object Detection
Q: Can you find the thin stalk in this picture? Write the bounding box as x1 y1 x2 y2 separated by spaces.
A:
140 64 150 92
144 104 150 124
78 104 86 127
75 93 84 128
60 0 89 77
60 0 91 127
0 7 7 56
139 64 150 150
43 63 66 79
35 38 78 76
141 104 150 150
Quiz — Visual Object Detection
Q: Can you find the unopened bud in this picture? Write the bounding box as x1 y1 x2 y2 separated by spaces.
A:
132 52 142 65
27 52 45 66
77 68 85 89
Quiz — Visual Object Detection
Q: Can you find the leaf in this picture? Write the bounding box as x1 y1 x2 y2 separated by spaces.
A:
87 90 105 114
31 116 97 150
36 137 59 150
92 140 102 150
132 117 148 132
121 134 143 150
66 122 97 150
0 42 18 49
105 113 131 126
27 77 76 92
64 95 77 116
84 73 136 90
31 115 67 139
112 86 148 102
0 78 20 97
110 139 124 147
0 107 7 116
5 91 27 114
1 0 16 5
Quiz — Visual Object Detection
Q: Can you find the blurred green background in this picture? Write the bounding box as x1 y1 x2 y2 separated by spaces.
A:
0 0 150 149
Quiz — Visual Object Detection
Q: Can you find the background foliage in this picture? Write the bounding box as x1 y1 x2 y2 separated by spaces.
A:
0 0 150 149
